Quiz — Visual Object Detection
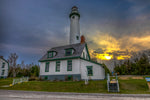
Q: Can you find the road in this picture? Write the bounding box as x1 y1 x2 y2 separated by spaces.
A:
0 90 150 100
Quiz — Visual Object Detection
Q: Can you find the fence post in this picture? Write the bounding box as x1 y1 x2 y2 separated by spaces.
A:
107 73 110 92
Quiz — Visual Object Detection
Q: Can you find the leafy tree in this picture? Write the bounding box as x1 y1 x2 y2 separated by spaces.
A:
114 53 150 75
102 63 111 75
30 65 40 77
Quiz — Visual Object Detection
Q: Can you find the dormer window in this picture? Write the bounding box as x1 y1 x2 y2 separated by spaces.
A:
47 51 56 58
65 48 74 56
48 52 53 58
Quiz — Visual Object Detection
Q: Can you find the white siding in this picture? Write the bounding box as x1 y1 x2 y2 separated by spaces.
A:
40 59 80 75
0 58 9 78
81 47 89 60
80 59 105 80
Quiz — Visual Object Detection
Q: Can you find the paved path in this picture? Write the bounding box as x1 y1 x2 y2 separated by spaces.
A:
0 90 150 100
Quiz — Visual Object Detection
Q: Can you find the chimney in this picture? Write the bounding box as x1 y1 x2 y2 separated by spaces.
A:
80 35 85 44
0 56 3 59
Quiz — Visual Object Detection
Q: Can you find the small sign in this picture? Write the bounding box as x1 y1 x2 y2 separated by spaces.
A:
145 78 150 82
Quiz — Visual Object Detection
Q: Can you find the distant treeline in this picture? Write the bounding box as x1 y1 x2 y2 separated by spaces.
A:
8 53 39 78
114 54 150 75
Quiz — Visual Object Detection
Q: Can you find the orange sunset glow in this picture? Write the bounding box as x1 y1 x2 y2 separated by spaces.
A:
88 32 150 61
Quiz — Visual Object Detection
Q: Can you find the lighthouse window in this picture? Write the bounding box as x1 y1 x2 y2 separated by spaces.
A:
72 16 75 19
76 36 79 40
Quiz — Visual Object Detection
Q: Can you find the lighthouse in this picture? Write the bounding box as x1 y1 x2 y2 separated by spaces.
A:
69 6 80 44
39 6 105 81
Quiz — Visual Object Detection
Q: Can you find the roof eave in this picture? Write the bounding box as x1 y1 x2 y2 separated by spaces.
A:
39 56 80 62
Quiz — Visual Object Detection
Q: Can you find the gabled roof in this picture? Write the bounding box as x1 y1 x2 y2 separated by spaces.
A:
0 56 9 64
39 43 86 62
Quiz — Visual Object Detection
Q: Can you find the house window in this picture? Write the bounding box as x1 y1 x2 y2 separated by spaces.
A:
87 66 93 76
45 62 49 72
2 63 5 68
65 49 73 56
56 61 60 72
48 52 53 58
1 70 5 75
67 60 72 71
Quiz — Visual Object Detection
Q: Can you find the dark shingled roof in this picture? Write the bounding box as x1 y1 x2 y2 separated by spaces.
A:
39 43 86 61
0 56 9 64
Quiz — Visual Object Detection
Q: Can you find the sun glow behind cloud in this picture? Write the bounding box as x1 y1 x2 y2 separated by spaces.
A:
87 31 150 61
96 53 112 60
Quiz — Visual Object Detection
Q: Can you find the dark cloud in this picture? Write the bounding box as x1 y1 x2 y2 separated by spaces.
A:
94 48 105 54
0 0 150 64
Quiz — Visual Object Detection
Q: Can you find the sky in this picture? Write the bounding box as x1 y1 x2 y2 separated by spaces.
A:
0 0 150 64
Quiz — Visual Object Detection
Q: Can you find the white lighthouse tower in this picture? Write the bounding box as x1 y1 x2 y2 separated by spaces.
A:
69 6 80 44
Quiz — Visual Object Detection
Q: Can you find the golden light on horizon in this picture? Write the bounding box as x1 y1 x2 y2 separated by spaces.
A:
90 51 131 61
105 56 112 60
116 55 131 60
96 53 113 60
88 31 150 61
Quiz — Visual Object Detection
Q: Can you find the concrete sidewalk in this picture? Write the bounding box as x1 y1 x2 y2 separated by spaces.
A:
0 90 150 100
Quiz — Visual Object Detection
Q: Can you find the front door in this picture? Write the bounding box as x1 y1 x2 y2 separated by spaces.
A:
68 75 73 81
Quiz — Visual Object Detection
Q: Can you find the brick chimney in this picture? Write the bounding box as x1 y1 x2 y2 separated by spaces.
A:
0 56 3 59
80 35 85 44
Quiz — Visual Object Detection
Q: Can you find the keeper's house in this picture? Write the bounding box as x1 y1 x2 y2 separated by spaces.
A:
0 56 9 78
39 6 105 81
39 43 105 81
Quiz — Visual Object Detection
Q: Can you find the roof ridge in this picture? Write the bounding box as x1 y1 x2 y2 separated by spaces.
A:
50 43 85 49
39 43 86 61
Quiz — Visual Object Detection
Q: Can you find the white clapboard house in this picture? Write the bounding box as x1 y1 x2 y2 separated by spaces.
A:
0 56 9 78
39 6 105 81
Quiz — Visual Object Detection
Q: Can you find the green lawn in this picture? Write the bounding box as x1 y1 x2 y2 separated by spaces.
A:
119 79 149 94
0 77 150 94
0 78 107 93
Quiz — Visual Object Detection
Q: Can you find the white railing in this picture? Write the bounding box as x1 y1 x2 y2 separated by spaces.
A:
117 80 120 92
107 74 110 92
84 70 89 85
107 80 109 92
12 77 29 86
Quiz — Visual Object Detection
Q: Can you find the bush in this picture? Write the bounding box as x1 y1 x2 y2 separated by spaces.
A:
29 76 39 81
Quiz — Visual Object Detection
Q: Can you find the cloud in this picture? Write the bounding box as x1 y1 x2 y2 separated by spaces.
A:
1 0 150 63
86 30 150 60
120 35 150 51
0 43 42 55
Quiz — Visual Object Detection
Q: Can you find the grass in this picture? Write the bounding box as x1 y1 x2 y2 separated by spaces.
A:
0 76 150 94
119 79 149 94
0 79 107 93
0 78 13 87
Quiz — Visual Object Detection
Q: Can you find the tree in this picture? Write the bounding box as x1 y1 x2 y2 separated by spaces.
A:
114 53 150 75
30 65 40 77
102 63 111 75
7 53 18 77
